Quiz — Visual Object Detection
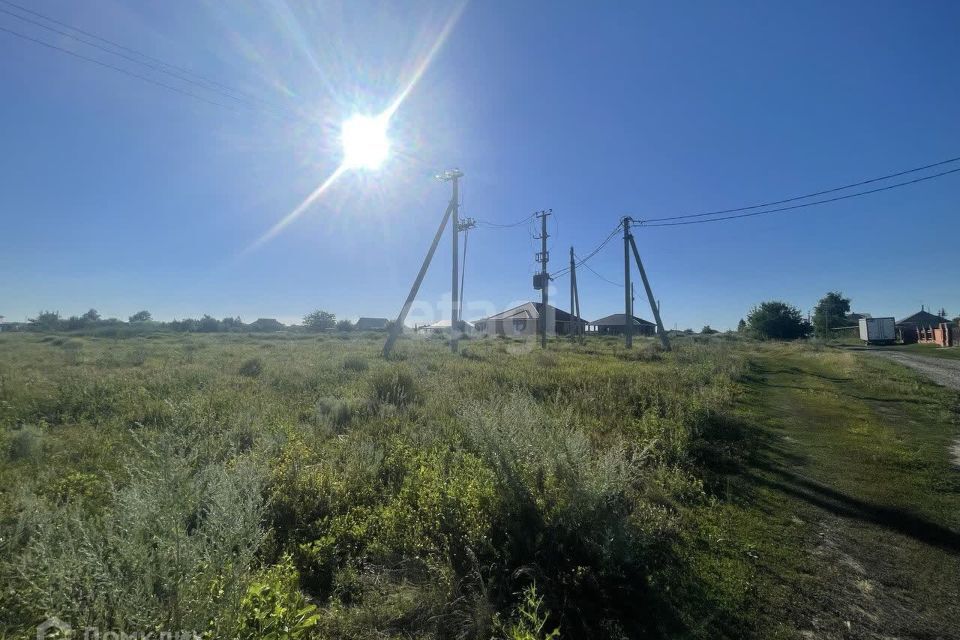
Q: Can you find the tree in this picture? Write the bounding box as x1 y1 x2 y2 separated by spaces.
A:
29 311 61 331
812 291 851 338
221 316 244 331
129 310 152 322
747 301 811 340
303 309 336 332
197 315 221 332
336 319 354 331
168 318 198 332
81 308 101 324
701 325 718 334
737 318 747 333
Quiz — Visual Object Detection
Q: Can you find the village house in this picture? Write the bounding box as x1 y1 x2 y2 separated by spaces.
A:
588 313 657 336
473 302 587 337
895 307 949 344
356 317 389 331
415 319 475 335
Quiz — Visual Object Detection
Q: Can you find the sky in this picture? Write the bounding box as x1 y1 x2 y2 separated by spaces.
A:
1 0 958 330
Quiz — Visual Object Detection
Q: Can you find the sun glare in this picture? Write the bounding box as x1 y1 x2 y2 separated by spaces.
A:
341 113 390 170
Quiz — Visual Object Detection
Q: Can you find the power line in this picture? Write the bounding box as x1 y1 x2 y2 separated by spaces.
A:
0 24 239 111
553 222 622 278
640 166 960 227
474 212 536 228
642 155 960 223
0 5 287 117
0 0 272 107
579 257 622 287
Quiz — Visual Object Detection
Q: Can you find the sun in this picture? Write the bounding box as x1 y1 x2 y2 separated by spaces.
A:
341 113 390 170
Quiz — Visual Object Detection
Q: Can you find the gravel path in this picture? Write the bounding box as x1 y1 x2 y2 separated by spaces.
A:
861 349 960 468
864 350 960 391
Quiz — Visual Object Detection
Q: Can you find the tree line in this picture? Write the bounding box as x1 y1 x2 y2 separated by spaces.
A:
738 291 854 340
18 295 901 341
21 308 376 334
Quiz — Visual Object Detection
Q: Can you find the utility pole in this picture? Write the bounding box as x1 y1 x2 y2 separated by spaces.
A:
623 217 633 348
569 246 576 341
383 169 462 359
627 228 671 351
457 217 476 322
443 170 463 353
534 210 551 349
573 266 582 341
825 300 830 341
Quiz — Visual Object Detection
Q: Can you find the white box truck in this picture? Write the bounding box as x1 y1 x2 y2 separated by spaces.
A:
858 317 896 345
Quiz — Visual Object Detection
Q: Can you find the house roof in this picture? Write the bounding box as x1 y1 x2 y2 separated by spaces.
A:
896 310 947 327
532 302 586 323
475 302 585 324
418 319 474 329
590 313 656 327
251 318 284 327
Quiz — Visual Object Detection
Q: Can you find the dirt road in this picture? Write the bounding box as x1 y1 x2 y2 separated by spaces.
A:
742 348 960 639
861 348 960 468
860 348 960 391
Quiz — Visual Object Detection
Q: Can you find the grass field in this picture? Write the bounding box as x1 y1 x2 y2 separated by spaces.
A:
0 332 957 639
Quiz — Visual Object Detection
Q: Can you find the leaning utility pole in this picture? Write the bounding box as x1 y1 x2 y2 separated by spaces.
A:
623 217 633 348
627 227 671 351
383 169 462 358
573 265 582 341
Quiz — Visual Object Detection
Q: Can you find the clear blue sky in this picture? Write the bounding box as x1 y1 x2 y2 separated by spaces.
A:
1 0 958 329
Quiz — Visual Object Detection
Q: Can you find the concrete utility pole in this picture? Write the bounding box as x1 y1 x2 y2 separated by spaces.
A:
383 169 462 359
534 210 551 349
444 170 463 353
457 217 476 322
569 246 576 341
573 266 582 341
623 217 633 348
627 231 671 351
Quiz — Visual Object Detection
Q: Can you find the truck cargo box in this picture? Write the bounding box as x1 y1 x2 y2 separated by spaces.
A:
859 317 896 345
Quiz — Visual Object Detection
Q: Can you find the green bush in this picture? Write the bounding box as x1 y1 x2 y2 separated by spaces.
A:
239 357 264 377
7 425 42 461
235 556 319 640
496 585 560 640
459 393 671 636
342 355 369 372
7 435 267 632
276 437 497 588
316 396 354 430
366 364 418 408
